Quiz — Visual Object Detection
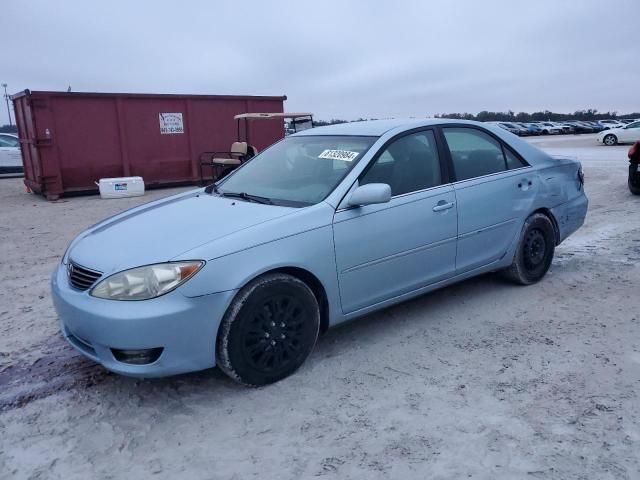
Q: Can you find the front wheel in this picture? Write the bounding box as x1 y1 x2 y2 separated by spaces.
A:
603 134 618 146
502 213 556 285
216 273 320 386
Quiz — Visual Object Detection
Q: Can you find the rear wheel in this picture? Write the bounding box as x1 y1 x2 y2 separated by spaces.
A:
502 213 556 285
603 134 618 146
216 273 320 386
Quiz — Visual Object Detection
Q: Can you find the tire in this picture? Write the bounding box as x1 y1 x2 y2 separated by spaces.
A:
603 134 617 146
502 213 556 285
216 273 320 386
629 165 640 195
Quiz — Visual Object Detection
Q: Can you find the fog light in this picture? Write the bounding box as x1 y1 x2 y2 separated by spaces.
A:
111 347 163 365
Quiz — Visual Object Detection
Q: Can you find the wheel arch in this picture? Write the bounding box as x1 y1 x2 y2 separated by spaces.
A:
530 207 560 245
229 266 331 334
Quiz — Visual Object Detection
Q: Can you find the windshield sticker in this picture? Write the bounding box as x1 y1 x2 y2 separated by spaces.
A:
318 149 359 162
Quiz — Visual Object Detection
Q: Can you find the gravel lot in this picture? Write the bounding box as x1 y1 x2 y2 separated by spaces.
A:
1 134 639 479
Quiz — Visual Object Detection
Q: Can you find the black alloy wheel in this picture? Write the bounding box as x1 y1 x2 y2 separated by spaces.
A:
240 294 309 373
216 273 320 386
502 213 556 285
522 229 547 272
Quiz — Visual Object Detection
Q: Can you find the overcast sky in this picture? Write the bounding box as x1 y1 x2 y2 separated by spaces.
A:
3 0 639 123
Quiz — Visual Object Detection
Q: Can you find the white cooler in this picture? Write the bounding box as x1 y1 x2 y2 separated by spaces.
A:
96 177 145 199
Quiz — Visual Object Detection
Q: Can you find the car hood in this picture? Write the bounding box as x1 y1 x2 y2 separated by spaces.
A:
67 191 296 274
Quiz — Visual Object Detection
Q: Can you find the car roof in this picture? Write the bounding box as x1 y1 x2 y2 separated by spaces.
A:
290 117 558 170
294 118 495 137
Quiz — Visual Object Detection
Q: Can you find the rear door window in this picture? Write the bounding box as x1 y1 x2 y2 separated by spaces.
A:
442 128 507 181
504 147 526 170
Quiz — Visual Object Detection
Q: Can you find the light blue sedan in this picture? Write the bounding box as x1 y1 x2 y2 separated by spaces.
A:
52 119 588 385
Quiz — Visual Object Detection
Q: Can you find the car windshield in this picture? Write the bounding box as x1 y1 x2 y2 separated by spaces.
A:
217 135 377 207
0 135 18 147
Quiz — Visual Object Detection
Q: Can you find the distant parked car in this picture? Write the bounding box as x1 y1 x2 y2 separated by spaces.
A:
576 121 600 133
52 119 588 384
584 121 606 132
500 122 529 136
516 123 542 135
534 122 563 135
488 122 521 135
551 123 575 134
0 133 22 174
597 120 640 146
598 120 626 130
565 121 595 134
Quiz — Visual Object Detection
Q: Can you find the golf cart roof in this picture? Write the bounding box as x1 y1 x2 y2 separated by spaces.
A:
233 112 313 120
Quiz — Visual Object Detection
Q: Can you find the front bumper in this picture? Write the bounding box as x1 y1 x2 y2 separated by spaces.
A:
51 263 237 377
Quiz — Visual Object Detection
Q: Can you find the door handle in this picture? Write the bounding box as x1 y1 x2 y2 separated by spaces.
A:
433 200 455 212
517 179 533 189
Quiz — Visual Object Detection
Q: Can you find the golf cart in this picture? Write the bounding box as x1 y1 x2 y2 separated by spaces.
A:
199 112 313 183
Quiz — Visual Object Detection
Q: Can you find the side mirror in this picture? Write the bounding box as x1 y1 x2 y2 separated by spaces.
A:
347 183 391 207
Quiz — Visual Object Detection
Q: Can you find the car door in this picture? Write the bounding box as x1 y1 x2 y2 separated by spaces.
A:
332 129 457 314
0 135 22 170
620 121 640 143
441 126 535 274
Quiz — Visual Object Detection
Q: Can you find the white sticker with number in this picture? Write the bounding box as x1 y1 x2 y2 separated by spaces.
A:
318 149 359 162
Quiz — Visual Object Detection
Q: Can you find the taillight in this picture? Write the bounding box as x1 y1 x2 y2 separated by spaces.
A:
577 165 585 189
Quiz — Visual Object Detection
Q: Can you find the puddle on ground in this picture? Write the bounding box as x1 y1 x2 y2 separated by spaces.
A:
0 335 109 412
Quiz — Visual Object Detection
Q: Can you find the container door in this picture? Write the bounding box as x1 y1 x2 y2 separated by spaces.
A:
12 95 41 184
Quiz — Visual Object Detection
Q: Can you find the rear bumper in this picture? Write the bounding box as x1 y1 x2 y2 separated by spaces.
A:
551 193 588 245
51 263 237 377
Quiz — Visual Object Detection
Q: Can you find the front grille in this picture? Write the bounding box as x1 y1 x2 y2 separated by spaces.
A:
68 262 102 290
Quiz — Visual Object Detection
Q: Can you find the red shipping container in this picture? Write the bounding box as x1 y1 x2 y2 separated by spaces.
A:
12 90 287 200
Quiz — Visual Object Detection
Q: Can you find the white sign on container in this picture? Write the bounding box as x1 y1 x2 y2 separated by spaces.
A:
159 112 184 134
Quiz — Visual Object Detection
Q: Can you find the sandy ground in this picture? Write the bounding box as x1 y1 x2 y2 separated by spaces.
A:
0 134 639 479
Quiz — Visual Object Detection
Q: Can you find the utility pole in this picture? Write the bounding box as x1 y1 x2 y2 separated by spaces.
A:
2 83 12 127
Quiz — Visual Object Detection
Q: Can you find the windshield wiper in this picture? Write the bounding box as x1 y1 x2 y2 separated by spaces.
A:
219 191 273 205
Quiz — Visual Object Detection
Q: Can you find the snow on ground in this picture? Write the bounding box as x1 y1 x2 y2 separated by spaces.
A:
0 134 638 479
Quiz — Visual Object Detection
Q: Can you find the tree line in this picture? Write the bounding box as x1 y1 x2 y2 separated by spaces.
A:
314 109 640 126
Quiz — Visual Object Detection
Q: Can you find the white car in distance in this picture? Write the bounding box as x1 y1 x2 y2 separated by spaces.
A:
533 122 564 135
0 133 22 174
597 120 640 146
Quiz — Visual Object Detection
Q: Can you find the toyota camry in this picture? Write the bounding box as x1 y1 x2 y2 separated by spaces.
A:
52 119 588 385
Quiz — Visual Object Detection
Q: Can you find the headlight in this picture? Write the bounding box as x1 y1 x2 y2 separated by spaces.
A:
90 261 204 300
